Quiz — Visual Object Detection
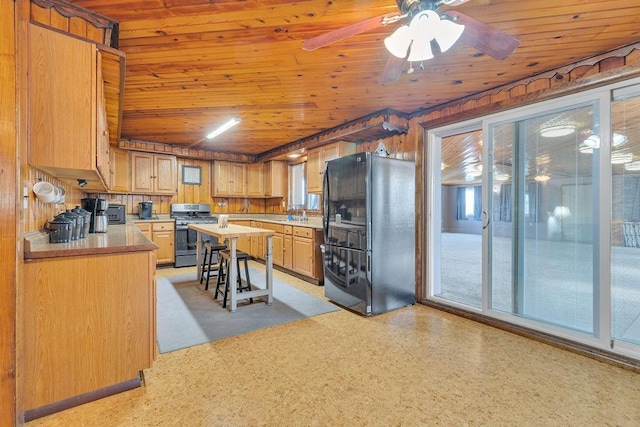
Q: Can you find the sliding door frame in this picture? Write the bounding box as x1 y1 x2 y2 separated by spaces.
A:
424 75 640 362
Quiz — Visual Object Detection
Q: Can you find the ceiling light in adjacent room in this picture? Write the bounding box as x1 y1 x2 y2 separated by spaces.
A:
582 133 627 149
206 117 242 140
611 152 634 164
624 160 640 171
540 124 576 138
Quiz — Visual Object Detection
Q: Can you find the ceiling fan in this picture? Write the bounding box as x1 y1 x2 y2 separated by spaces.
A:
302 0 520 84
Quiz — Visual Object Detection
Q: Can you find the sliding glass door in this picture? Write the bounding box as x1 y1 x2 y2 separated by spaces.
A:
488 104 598 333
432 127 484 309
429 78 640 360
611 85 640 349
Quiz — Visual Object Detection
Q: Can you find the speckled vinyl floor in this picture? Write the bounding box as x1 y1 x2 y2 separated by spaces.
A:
27 263 640 426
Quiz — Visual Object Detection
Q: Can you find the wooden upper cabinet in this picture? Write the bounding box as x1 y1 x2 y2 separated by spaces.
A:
131 152 177 195
306 142 356 193
246 163 264 197
264 161 287 198
28 24 111 190
110 147 130 193
212 161 246 197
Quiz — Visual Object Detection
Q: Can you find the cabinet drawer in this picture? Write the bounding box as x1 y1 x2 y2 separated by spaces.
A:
293 226 313 238
283 225 293 235
135 223 151 232
262 223 284 233
152 222 174 232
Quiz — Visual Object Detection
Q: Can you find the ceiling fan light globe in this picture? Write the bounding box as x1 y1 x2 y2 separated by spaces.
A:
409 10 439 42
407 40 434 62
435 19 465 52
384 25 412 58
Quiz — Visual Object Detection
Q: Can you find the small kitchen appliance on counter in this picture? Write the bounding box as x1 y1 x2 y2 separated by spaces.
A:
81 198 109 233
139 201 153 219
106 204 126 224
170 203 218 267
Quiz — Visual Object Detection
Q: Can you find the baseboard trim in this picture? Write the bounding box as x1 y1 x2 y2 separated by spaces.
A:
24 376 142 422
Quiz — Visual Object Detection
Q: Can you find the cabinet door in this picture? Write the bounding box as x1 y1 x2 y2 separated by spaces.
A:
131 152 154 193
246 163 264 197
95 51 111 187
154 154 177 194
250 221 264 258
306 148 323 193
213 161 232 196
153 231 174 264
283 234 293 270
264 161 287 197
29 24 97 174
230 163 246 196
292 237 314 277
111 147 130 193
271 233 284 267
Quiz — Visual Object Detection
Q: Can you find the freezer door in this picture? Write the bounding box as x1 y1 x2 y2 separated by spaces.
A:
324 153 368 251
323 244 372 315
369 155 416 313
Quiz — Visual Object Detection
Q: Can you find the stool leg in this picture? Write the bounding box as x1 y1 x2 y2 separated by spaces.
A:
200 246 209 284
204 247 215 290
222 260 231 309
214 257 227 301
243 258 253 304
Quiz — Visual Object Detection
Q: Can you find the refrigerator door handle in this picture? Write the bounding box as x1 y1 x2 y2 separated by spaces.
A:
322 164 330 241
366 252 371 283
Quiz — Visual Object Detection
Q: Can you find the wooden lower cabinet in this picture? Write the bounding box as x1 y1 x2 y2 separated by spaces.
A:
283 225 293 270
23 250 155 411
135 221 174 265
271 233 284 266
152 221 174 264
229 220 323 283
291 226 323 280
229 220 252 253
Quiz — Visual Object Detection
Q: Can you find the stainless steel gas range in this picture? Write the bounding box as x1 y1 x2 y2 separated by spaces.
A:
170 203 218 268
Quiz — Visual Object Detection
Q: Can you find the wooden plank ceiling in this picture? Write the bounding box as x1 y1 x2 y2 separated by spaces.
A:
67 0 640 157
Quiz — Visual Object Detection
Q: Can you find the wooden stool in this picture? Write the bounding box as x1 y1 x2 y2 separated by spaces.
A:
214 250 253 308
200 242 227 290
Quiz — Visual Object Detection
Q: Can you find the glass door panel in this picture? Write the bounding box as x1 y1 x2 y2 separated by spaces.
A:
489 105 597 333
611 87 640 347
435 130 484 309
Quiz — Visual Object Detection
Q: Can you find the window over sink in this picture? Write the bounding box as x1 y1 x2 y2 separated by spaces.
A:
288 162 320 211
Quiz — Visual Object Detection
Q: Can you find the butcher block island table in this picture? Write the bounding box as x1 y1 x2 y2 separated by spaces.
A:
189 223 275 312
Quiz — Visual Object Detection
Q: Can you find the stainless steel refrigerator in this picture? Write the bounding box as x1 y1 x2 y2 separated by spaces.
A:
322 152 415 315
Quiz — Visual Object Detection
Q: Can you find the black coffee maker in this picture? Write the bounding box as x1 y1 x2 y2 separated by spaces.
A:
81 198 109 233
139 201 153 219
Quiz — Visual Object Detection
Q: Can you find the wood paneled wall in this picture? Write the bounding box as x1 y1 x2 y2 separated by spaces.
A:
1 0 17 423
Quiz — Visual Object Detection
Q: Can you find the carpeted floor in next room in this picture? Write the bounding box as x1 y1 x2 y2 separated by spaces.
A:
27 262 640 426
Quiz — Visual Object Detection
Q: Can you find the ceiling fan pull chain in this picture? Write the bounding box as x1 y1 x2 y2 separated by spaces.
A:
407 62 415 74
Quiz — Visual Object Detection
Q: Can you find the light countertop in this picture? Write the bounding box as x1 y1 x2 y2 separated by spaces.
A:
24 223 158 260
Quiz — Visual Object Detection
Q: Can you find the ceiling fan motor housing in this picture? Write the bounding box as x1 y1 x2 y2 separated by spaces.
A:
396 0 439 18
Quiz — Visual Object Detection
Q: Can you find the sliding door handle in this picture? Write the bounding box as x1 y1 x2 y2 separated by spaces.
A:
482 210 490 230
